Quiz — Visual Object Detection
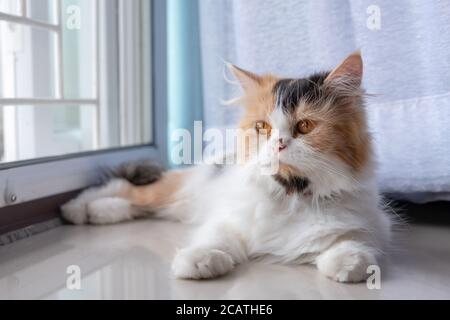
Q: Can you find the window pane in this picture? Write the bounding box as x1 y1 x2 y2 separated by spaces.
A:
26 0 58 25
0 0 22 16
0 0 153 165
0 21 57 98
0 104 97 163
62 0 97 99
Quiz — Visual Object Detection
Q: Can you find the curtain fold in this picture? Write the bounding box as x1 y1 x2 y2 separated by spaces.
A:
198 0 450 201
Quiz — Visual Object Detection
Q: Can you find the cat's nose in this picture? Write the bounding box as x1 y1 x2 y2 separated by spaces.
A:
278 138 287 151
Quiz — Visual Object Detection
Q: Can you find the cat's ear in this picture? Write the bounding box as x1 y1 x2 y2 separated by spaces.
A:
325 51 363 86
227 63 262 92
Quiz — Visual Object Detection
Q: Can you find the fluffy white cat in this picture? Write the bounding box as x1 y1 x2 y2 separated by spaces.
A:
62 52 393 283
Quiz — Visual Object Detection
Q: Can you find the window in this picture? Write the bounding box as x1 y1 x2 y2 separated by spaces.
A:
0 0 153 163
0 0 167 208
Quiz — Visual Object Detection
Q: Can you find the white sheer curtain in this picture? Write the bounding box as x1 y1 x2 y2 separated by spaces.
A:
198 0 450 201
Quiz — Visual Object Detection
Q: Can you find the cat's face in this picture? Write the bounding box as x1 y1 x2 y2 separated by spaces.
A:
231 52 371 196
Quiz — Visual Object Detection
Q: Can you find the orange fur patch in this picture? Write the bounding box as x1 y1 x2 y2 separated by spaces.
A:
118 170 189 209
233 73 279 162
292 96 370 172
237 74 279 130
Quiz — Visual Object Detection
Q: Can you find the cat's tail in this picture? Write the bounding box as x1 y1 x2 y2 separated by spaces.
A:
61 160 190 225
106 159 165 186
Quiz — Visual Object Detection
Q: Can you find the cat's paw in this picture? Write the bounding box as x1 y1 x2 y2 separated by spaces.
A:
61 198 89 225
316 241 377 283
172 248 235 279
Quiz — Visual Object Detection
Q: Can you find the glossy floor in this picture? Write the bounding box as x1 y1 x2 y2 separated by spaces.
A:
1 219 450 299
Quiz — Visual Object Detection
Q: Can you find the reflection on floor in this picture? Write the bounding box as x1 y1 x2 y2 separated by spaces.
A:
1 219 450 299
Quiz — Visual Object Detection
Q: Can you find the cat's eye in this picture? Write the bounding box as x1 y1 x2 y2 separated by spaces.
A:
297 119 315 135
255 121 271 134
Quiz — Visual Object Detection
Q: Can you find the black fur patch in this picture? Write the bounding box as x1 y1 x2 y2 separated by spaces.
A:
273 174 309 194
273 72 329 112
112 160 165 186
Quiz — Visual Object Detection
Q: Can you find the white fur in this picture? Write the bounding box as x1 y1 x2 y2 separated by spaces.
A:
62 114 392 283
172 248 235 279
316 240 378 282
88 197 137 224
166 161 391 282
61 179 133 225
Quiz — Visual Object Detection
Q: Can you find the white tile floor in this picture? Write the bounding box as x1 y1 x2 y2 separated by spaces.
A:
1 219 450 299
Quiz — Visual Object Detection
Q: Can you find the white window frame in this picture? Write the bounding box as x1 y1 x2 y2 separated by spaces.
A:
0 0 167 208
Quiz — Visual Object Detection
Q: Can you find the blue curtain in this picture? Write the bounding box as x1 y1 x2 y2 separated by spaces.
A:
167 0 203 166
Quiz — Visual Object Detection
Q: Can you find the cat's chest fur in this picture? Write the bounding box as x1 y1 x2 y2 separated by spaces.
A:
208 178 350 262
235 193 345 262
189 164 377 263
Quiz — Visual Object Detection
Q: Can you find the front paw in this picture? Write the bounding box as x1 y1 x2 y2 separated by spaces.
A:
316 242 377 283
172 248 235 279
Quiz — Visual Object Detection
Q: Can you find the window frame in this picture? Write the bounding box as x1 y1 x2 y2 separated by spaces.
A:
0 0 167 209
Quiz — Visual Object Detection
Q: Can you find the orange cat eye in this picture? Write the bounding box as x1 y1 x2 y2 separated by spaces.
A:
297 119 315 135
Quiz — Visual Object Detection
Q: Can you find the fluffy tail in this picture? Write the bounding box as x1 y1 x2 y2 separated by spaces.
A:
107 159 165 186
61 160 187 225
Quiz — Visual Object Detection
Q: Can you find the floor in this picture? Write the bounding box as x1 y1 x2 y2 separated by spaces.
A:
1 219 450 300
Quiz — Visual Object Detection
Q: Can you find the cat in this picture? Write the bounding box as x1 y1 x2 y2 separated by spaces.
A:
61 52 393 283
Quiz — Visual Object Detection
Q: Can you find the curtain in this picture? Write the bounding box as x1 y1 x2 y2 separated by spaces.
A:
198 0 450 201
168 0 204 166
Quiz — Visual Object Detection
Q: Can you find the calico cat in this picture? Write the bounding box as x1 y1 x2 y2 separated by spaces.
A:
62 52 393 283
